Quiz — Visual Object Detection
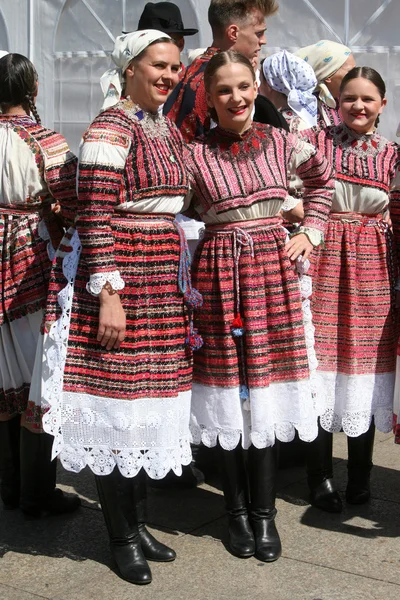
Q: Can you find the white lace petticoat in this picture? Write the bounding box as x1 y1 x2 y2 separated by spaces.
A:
313 371 394 436
40 227 192 479
190 379 319 450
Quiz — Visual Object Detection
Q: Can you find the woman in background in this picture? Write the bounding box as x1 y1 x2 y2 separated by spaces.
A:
0 53 79 517
295 39 356 129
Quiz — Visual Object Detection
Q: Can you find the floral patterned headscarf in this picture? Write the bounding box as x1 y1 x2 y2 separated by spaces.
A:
295 40 352 108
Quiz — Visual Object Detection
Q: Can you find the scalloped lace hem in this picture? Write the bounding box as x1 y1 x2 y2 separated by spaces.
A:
190 420 317 450
190 380 319 449
313 370 395 436
86 270 125 296
57 441 192 479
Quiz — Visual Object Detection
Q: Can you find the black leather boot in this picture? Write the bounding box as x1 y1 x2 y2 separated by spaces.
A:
134 470 176 562
218 444 255 558
248 445 281 562
306 422 342 513
346 421 375 505
0 417 21 509
20 427 81 517
95 469 152 585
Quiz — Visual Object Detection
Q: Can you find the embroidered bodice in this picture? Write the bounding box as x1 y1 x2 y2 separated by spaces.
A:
185 123 334 234
77 99 190 284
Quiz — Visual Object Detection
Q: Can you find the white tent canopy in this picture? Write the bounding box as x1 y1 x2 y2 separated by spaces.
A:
0 0 398 152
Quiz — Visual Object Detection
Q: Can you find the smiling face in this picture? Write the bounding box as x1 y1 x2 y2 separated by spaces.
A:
124 42 181 112
340 76 387 134
231 9 267 68
206 62 257 134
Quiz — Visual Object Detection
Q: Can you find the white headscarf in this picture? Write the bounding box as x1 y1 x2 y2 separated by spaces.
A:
262 50 318 128
100 29 171 111
295 40 352 108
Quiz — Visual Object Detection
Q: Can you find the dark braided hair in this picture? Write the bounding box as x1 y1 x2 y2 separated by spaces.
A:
0 53 41 124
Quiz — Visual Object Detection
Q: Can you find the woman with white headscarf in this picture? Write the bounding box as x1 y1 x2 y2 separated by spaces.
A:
260 50 318 134
260 50 318 222
40 30 200 585
295 39 356 129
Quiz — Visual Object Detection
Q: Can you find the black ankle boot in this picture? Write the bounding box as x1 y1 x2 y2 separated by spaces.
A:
20 428 81 517
227 509 255 558
346 422 375 505
250 509 281 562
218 444 255 558
306 422 342 513
134 470 176 562
0 417 21 509
248 445 281 562
95 470 152 585
309 478 342 513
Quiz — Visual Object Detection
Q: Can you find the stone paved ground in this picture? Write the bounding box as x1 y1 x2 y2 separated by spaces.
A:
0 431 399 600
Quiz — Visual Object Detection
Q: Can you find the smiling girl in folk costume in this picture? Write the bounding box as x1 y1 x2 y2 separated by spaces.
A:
40 31 200 585
303 67 400 513
185 50 334 563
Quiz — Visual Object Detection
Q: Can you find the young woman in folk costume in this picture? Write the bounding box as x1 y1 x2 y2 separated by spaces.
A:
185 50 334 562
40 31 201 585
304 67 400 513
0 53 80 517
295 40 356 129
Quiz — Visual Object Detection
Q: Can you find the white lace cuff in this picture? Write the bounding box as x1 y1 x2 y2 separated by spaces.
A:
86 271 125 296
281 195 301 212
292 226 324 248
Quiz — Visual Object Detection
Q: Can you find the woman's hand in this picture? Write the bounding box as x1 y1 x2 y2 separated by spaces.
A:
285 233 314 262
97 290 126 351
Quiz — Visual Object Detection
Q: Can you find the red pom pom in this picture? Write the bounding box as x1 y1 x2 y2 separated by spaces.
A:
231 314 243 328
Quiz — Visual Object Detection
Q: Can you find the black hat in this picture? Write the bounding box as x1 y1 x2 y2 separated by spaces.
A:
137 2 198 36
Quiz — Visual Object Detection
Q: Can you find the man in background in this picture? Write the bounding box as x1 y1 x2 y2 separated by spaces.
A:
164 0 286 142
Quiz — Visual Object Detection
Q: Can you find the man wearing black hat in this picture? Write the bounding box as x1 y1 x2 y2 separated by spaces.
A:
137 2 198 52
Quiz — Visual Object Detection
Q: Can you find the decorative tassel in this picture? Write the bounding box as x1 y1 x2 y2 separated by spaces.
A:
231 314 245 337
184 287 203 309
186 325 204 351
239 384 249 400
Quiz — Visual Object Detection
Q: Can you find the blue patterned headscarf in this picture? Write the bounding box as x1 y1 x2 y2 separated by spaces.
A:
262 50 318 128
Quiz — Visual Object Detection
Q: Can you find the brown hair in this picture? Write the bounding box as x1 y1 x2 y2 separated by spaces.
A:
204 50 256 121
0 53 41 124
340 66 386 99
131 37 177 64
340 66 386 127
208 0 278 36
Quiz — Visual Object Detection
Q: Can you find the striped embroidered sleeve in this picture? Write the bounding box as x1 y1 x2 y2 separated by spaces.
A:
290 135 335 234
77 122 130 278
41 131 78 226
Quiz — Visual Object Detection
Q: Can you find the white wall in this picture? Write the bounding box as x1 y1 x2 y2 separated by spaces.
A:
0 0 398 152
